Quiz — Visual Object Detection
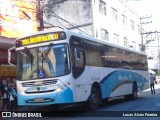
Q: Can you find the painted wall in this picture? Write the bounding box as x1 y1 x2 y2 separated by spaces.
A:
0 0 37 38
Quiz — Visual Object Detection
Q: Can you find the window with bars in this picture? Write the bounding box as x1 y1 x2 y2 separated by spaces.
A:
137 25 141 34
124 37 128 47
122 14 127 27
99 0 106 15
113 33 119 43
111 7 117 22
130 20 134 31
132 41 136 49
101 29 109 40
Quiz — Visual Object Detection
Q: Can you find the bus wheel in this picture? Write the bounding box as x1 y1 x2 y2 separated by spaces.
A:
125 83 138 100
88 87 100 110
131 83 138 99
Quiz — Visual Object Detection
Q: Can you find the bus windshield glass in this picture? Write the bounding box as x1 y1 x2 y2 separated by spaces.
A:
17 44 70 80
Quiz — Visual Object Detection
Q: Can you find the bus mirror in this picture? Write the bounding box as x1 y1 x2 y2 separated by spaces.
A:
74 48 80 61
8 47 16 66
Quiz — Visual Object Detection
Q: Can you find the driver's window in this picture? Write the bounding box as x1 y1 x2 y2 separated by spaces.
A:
70 36 85 79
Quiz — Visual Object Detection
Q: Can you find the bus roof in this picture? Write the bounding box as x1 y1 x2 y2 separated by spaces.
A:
17 29 146 56
64 30 146 56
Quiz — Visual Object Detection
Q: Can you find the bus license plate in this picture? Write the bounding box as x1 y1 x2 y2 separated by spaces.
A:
35 98 44 102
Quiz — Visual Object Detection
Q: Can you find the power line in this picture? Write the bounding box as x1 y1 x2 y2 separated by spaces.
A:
49 11 92 36
1 0 92 37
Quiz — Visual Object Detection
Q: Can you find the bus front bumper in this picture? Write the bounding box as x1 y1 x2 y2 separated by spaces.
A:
17 87 74 106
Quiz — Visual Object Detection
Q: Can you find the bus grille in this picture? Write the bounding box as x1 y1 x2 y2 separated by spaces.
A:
22 79 58 87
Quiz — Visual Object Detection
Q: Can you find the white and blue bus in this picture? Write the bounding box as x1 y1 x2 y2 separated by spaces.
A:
9 29 149 109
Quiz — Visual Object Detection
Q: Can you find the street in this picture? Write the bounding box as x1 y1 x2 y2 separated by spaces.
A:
1 84 160 120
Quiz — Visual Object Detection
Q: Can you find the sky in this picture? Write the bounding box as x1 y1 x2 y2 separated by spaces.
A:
119 0 160 31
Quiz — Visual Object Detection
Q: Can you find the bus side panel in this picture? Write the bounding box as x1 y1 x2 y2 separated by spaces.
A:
100 70 149 99
74 66 149 102
109 83 132 97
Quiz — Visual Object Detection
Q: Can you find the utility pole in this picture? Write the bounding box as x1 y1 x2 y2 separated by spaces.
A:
158 34 160 76
37 0 44 31
140 15 152 52
147 31 160 75
156 31 160 76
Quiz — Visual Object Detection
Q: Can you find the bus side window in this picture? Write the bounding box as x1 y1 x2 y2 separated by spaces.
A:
74 48 84 68
74 48 81 61
72 48 85 78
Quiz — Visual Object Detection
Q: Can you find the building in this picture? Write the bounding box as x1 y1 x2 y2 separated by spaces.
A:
43 0 142 51
0 0 38 78
0 0 38 64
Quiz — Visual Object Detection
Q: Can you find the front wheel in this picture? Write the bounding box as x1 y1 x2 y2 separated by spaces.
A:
88 87 100 110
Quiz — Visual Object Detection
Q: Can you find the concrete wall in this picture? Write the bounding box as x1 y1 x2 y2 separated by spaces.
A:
43 0 93 36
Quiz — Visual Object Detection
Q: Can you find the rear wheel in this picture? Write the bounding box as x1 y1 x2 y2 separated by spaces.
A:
131 83 138 99
125 83 138 100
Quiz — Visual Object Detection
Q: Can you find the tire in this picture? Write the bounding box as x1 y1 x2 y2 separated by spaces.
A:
125 83 138 100
131 83 138 99
88 87 100 110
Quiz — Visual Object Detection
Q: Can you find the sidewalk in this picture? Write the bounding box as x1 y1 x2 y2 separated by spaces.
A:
139 83 160 97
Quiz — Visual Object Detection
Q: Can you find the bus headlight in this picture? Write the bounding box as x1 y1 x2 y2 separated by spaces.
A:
19 90 25 95
55 88 62 93
55 87 64 93
17 87 25 95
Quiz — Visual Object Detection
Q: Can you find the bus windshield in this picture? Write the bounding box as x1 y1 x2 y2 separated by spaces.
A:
17 44 70 80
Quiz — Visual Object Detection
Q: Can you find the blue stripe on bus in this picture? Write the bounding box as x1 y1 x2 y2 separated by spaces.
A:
17 87 73 106
99 70 148 98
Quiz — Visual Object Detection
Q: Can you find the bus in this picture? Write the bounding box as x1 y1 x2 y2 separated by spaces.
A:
8 29 149 109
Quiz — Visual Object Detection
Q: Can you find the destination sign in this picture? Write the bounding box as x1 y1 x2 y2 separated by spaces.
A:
16 32 66 47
